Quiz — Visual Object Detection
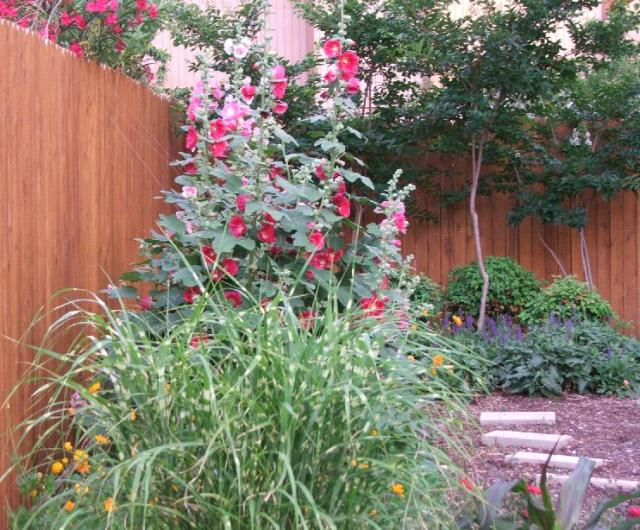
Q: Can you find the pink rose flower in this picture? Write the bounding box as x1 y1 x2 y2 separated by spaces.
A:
229 215 247 238
323 38 343 59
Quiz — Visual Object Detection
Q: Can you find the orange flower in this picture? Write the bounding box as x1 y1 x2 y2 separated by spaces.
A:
94 434 110 445
460 476 474 492
64 441 73 452
104 497 116 513
76 460 90 474
391 482 405 498
64 500 75 512
130 409 138 421
432 354 445 366
451 315 463 327
51 461 64 475
88 382 101 394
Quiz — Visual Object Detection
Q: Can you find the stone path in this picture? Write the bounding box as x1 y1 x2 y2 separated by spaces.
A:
479 410 640 491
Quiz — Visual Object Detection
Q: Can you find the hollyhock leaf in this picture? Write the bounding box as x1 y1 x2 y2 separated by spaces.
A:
321 210 344 224
235 238 256 251
345 126 365 140
258 280 277 298
120 271 142 282
160 215 187 235
315 138 345 155
299 185 324 202
173 267 203 287
213 232 237 253
105 285 138 299
272 126 298 145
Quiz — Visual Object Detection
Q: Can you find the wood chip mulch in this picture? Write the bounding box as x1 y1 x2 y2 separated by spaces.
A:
464 393 640 524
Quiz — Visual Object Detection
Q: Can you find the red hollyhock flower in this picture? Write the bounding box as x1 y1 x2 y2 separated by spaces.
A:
323 39 343 59
272 101 288 115
263 212 277 225
628 507 640 518
337 50 359 80
229 216 247 238
189 335 210 348
460 477 474 492
309 231 325 250
69 42 84 57
305 270 315 281
222 257 238 276
236 194 248 213
61 12 73 25
183 286 202 304
257 223 277 244
299 310 316 330
360 294 386 317
335 180 347 193
332 193 351 217
148 3 158 18
184 162 197 175
224 290 243 308
241 83 257 102
138 294 153 310
346 77 361 94
201 245 216 265
309 248 343 270
272 81 287 99
185 125 198 152
315 164 327 180
210 140 229 158
526 484 542 495
210 119 226 140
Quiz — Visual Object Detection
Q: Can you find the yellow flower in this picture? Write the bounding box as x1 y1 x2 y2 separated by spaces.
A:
73 449 88 462
30 489 38 498
76 460 90 474
431 367 437 376
51 461 64 475
452 315 463 327
391 482 405 498
351 459 358 468
370 428 379 436
64 500 75 512
74 483 89 494
421 308 430 317
359 462 370 470
64 442 73 452
164 383 171 393
410 324 418 332
94 434 110 445
104 497 116 513
130 409 138 421
370 509 378 517
432 354 445 366
62 457 69 465
88 382 101 394
407 355 415 362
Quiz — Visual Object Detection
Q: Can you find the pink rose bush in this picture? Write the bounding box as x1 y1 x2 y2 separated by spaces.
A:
0 0 165 82
113 33 415 328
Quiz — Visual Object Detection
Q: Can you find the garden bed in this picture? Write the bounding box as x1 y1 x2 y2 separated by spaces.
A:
466 393 640 522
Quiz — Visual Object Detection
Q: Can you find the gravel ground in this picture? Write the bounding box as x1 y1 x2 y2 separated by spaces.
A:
463 393 640 524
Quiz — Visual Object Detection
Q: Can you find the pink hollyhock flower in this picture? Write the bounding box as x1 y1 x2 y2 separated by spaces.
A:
201 245 216 265
393 211 408 233
299 310 316 330
391 239 402 247
69 42 84 57
181 186 198 198
183 286 202 304
526 484 542 496
335 180 347 193
309 231 325 250
257 223 277 244
138 294 153 310
229 216 247 238
222 257 239 276
263 212 277 225
220 99 249 129
106 0 118 9
323 65 339 84
240 83 256 102
346 77 361 94
61 12 73 25
185 125 198 152
332 193 351 217
236 194 248 213
73 14 87 29
360 294 386 318
315 164 327 180
184 162 197 175
105 12 118 25
272 101 288 115
337 51 359 80
272 81 287 99
272 64 287 82
187 81 204 121
209 118 226 140
323 39 343 59
148 4 158 18
136 0 147 9
628 507 640 518
210 140 229 158
224 290 243 308
305 270 315 281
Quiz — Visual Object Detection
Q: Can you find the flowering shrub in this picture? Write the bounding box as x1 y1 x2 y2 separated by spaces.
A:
0 0 168 82
113 25 415 328
9 288 471 528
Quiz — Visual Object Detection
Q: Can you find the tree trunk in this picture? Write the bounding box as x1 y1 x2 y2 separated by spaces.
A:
470 133 489 331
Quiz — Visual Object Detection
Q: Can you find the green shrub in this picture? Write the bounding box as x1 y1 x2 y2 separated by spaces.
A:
481 317 640 396
406 273 444 319
446 257 540 319
519 276 615 325
7 290 475 529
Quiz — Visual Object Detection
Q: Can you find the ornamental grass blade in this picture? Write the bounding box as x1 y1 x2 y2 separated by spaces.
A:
479 479 524 530
582 490 640 530
556 457 596 530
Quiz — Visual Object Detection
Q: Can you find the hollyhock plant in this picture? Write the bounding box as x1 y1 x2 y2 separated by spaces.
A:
112 32 416 334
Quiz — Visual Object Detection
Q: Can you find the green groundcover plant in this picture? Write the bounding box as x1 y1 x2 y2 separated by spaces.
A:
446 257 541 320
5 284 479 529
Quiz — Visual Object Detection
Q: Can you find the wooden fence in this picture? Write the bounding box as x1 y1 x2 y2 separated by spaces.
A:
401 153 639 329
0 21 176 526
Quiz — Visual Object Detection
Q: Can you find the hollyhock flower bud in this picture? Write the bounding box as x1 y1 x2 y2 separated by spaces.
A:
272 101 288 115
236 194 248 213
185 125 198 152
337 51 359 80
309 231 325 250
323 38 343 59
323 65 339 84
229 215 247 238
181 186 198 199
224 290 243 308
346 77 361 94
